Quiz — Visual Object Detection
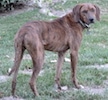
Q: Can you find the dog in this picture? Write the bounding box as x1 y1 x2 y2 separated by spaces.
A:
8 3 100 96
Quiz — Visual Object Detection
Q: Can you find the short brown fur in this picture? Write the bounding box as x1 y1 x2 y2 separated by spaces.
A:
8 3 100 96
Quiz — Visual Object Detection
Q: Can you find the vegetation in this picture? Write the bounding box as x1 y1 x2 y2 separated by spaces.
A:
0 0 108 100
0 0 26 12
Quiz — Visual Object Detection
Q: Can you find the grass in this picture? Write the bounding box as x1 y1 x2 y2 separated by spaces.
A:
0 0 108 100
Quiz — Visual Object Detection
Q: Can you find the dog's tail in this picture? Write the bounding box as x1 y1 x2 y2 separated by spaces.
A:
8 32 25 76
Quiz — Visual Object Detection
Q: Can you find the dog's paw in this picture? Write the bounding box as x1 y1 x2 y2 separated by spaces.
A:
13 95 18 98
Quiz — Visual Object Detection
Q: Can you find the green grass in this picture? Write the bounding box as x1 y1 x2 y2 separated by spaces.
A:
0 0 108 100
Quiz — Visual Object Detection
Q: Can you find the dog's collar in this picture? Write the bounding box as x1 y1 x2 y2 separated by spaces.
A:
78 20 91 34
78 20 90 29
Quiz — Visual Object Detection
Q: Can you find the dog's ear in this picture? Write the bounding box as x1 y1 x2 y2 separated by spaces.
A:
73 4 82 22
94 5 100 21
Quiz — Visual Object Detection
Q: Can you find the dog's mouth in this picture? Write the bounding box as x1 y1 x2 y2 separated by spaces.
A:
86 20 95 28
86 18 95 26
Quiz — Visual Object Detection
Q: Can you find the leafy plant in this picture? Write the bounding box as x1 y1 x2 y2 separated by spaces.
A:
0 0 25 12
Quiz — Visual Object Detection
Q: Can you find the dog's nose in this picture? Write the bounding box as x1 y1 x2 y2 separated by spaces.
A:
89 18 94 23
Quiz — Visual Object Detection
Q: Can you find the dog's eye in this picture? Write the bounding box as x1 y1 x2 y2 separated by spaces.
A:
82 10 88 13
90 8 95 12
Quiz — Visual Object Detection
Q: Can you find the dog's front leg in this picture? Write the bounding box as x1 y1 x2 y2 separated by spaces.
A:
55 51 66 90
70 50 81 89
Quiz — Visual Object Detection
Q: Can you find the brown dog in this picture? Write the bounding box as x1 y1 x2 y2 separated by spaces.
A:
8 3 100 96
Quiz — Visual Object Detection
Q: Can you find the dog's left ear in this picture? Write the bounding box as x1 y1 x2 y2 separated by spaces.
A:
94 5 100 21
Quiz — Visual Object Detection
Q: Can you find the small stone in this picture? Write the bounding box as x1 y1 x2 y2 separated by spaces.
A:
50 60 57 63
8 68 11 73
64 58 70 62
61 86 68 91
80 85 84 89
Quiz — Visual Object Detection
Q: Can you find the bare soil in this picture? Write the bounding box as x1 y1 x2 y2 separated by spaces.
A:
0 96 24 100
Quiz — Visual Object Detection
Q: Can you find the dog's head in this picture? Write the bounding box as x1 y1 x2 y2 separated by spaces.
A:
73 3 100 26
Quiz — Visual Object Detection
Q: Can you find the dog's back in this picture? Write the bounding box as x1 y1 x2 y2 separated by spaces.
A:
15 14 76 52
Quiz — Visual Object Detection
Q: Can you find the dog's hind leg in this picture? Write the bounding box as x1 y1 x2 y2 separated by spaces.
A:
29 47 44 96
8 40 25 97
25 34 44 96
